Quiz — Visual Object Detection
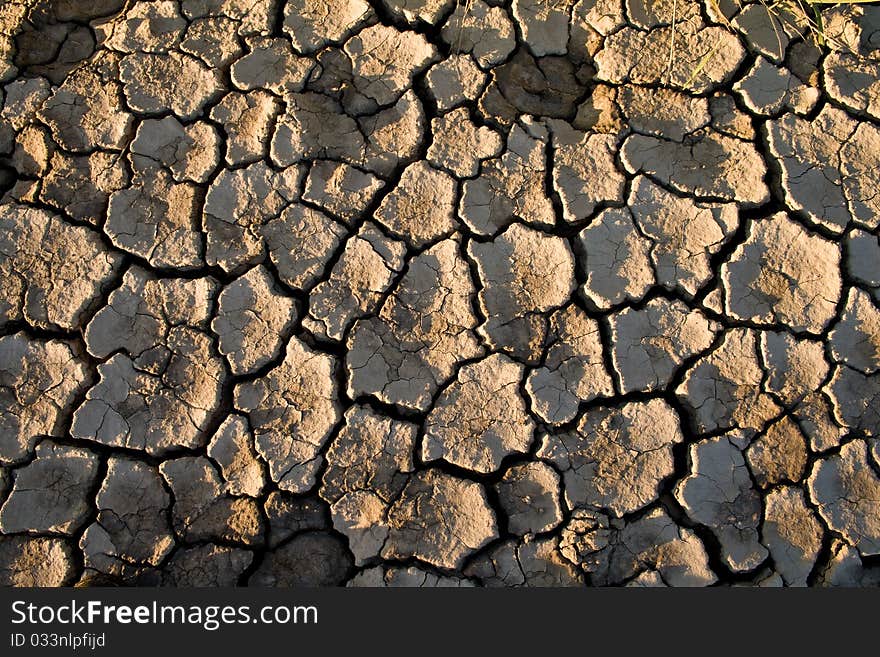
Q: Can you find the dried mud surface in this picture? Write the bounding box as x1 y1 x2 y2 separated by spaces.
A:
1 0 879 587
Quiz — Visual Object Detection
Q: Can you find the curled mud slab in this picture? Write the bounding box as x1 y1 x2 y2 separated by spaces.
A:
1 0 879 587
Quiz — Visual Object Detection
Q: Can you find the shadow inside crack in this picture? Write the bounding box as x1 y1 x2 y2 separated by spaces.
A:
11 0 125 85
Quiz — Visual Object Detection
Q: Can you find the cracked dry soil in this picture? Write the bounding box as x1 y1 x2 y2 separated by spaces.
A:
0 0 879 588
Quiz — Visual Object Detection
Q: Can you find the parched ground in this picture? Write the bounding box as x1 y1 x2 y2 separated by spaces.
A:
0 0 879 587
